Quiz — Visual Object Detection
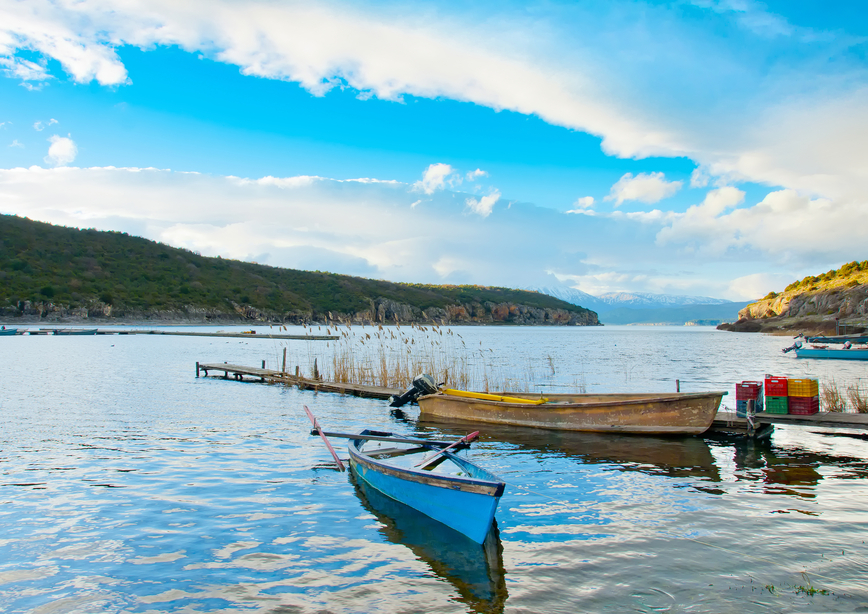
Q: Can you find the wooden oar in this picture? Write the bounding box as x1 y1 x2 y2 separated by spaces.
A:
303 405 345 472
414 431 479 470
442 388 548 405
310 430 459 448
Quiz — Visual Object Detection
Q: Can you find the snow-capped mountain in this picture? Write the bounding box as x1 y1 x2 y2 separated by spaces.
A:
595 291 733 309
531 286 732 312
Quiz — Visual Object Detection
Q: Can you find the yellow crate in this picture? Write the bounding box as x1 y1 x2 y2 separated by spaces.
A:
787 378 819 397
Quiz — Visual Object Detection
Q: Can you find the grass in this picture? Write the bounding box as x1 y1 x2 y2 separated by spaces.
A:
821 379 847 412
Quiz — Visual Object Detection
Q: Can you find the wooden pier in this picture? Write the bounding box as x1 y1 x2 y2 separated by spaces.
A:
198 362 867 437
196 362 397 399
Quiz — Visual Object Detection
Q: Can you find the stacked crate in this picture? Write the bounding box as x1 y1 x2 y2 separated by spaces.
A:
736 381 763 417
788 378 820 415
764 376 789 414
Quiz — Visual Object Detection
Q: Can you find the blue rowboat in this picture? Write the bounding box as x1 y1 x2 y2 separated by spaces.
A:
0 327 18 336
347 429 505 544
794 347 868 360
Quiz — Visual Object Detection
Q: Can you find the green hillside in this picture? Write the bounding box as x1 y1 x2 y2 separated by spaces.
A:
0 214 593 321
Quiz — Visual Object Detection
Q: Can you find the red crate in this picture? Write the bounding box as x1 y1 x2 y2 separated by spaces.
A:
736 381 763 400
764 377 788 397
789 396 819 415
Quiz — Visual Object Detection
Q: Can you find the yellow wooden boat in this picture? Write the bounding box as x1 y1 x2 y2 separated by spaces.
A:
417 390 725 435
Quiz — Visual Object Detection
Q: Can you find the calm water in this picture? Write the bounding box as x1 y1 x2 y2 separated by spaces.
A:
2 325 868 613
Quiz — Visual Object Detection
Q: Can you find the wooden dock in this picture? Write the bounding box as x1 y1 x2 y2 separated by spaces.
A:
197 362 868 436
196 362 397 399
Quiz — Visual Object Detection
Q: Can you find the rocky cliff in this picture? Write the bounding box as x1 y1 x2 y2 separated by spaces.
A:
4 296 600 327
718 262 868 334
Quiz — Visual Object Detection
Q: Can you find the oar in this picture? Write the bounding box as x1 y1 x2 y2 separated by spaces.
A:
303 405 345 472
414 431 479 470
309 430 459 448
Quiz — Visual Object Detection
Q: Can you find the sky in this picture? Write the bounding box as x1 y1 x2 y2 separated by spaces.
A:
1 1 867 301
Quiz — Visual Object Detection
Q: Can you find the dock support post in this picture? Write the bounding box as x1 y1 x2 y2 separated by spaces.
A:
196 362 200 378
676 379 680 393
746 399 757 438
282 348 287 374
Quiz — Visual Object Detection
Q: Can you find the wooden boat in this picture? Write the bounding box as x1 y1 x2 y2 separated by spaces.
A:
417 390 725 435
794 346 868 360
346 428 505 543
52 328 98 335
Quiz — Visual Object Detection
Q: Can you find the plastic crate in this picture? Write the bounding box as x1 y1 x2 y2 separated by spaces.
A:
764 377 788 397
736 381 763 400
764 395 789 414
788 378 819 397
736 398 763 417
789 395 819 415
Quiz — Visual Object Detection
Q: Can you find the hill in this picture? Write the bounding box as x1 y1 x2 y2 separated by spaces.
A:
0 215 599 326
718 261 868 334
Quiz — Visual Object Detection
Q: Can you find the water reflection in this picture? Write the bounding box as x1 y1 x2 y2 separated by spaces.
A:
349 472 508 614
420 420 721 484
730 436 868 499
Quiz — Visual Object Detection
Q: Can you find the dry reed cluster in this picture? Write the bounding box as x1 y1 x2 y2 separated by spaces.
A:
275 322 553 393
821 378 868 413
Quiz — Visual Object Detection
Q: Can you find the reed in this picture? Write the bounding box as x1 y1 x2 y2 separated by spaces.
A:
821 379 847 412
846 382 868 413
287 323 540 392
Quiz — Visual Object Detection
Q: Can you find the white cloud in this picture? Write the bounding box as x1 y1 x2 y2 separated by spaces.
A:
9 140 24 148
566 196 594 213
465 190 500 217
33 119 57 132
44 134 77 166
466 169 488 181
605 172 683 206
413 163 457 194
0 56 51 82
726 272 794 302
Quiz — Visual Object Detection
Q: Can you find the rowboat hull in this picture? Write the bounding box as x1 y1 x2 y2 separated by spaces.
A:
417 391 724 435
347 430 504 543
0 328 18 336
794 347 868 360
350 473 507 611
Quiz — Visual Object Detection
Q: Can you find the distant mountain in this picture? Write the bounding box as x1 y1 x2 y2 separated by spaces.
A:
596 291 732 309
600 303 752 326
531 285 750 325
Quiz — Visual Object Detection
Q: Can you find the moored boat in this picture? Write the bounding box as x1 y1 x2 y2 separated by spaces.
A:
346 429 505 543
794 346 868 360
0 327 18 336
52 328 99 335
417 390 724 435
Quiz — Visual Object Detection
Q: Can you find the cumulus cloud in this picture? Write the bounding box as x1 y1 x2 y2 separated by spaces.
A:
44 134 77 165
727 272 795 302
605 172 683 206
414 163 458 194
465 190 500 217
466 169 488 181
566 196 595 213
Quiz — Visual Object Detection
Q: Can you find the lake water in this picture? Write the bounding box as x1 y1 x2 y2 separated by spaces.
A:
2 325 868 613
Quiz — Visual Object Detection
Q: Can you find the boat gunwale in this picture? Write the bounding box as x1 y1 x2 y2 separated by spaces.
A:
419 390 726 410
347 431 505 498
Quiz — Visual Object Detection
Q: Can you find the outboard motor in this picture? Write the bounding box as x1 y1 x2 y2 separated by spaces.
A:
389 373 439 407
782 335 803 353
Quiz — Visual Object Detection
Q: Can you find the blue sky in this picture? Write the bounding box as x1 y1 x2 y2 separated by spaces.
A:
2 0 867 301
